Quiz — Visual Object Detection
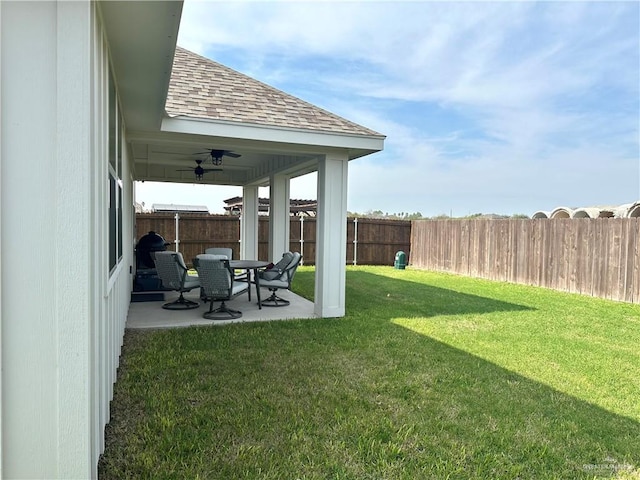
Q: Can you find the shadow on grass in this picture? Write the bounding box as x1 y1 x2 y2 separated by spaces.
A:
99 270 639 479
342 270 535 318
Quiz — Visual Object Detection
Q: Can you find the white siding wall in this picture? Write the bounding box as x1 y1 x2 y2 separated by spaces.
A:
91 5 134 475
0 2 133 478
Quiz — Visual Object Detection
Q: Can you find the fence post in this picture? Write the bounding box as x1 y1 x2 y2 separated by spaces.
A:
174 212 180 252
299 216 304 265
238 214 242 254
353 217 358 265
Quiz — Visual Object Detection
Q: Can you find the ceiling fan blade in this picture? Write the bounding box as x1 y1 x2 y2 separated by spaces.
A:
176 167 222 172
191 149 241 159
211 149 241 158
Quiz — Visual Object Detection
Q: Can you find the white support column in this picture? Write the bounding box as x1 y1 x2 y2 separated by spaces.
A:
315 153 349 318
268 174 290 260
241 185 259 260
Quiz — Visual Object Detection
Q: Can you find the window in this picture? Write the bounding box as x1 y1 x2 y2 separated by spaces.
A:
108 68 123 273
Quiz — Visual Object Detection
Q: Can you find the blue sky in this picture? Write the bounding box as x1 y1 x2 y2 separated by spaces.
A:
136 0 639 217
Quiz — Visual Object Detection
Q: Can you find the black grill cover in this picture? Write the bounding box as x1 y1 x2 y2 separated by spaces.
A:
135 231 169 269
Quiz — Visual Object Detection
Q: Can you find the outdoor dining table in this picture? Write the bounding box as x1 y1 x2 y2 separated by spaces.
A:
229 260 270 309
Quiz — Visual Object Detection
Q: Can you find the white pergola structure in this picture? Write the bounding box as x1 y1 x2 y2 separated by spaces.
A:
0 2 383 477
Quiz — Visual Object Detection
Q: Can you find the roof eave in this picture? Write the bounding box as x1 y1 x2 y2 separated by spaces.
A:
99 1 183 131
161 116 385 160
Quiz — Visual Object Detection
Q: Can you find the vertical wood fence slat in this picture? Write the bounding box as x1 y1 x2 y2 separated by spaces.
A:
623 219 638 302
633 220 640 303
609 220 624 302
592 221 608 300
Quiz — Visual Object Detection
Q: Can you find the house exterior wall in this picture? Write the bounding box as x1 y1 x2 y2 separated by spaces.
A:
0 2 133 477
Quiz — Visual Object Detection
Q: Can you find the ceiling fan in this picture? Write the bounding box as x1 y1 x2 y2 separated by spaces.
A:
192 149 241 166
176 159 222 180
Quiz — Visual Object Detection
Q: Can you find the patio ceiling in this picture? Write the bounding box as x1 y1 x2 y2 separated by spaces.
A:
101 1 384 189
128 129 328 188
128 127 385 188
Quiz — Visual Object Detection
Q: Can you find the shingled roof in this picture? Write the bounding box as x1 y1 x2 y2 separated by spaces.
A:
165 46 383 137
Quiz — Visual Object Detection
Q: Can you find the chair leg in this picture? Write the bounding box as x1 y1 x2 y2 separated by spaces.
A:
260 289 290 307
203 300 243 319
162 292 200 310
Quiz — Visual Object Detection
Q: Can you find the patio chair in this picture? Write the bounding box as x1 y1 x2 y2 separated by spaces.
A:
205 247 247 282
204 247 233 258
154 251 201 310
257 251 302 307
194 254 249 319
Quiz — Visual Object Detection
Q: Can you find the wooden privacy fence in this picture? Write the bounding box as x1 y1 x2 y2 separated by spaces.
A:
410 218 640 303
135 213 411 267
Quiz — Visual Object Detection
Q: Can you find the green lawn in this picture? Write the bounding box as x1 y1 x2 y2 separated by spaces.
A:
99 266 640 479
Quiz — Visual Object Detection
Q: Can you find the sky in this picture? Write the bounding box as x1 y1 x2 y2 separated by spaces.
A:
135 0 640 217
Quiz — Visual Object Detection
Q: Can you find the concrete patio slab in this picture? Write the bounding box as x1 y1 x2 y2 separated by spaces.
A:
127 287 316 329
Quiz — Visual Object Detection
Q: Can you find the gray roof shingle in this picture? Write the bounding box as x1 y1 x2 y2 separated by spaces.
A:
165 47 383 137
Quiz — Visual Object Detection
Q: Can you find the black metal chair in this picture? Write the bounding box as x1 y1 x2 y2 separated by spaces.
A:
257 252 302 307
194 254 249 319
154 251 200 310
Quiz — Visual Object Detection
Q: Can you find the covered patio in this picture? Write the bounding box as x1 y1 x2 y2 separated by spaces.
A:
123 43 385 319
127 286 315 329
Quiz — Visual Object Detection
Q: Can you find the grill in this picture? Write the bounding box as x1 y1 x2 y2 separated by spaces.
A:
134 231 170 291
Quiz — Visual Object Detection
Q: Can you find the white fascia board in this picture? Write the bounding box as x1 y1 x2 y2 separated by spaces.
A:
161 116 385 159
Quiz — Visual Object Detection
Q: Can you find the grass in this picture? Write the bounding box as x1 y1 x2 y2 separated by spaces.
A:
99 266 640 479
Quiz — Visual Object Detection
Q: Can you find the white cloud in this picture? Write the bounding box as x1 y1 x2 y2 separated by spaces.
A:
170 0 640 217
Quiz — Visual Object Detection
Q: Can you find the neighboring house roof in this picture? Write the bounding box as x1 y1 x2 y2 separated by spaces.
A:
152 203 210 213
165 46 383 137
223 196 317 216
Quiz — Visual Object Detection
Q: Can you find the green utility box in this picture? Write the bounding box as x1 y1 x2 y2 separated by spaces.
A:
394 251 407 269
